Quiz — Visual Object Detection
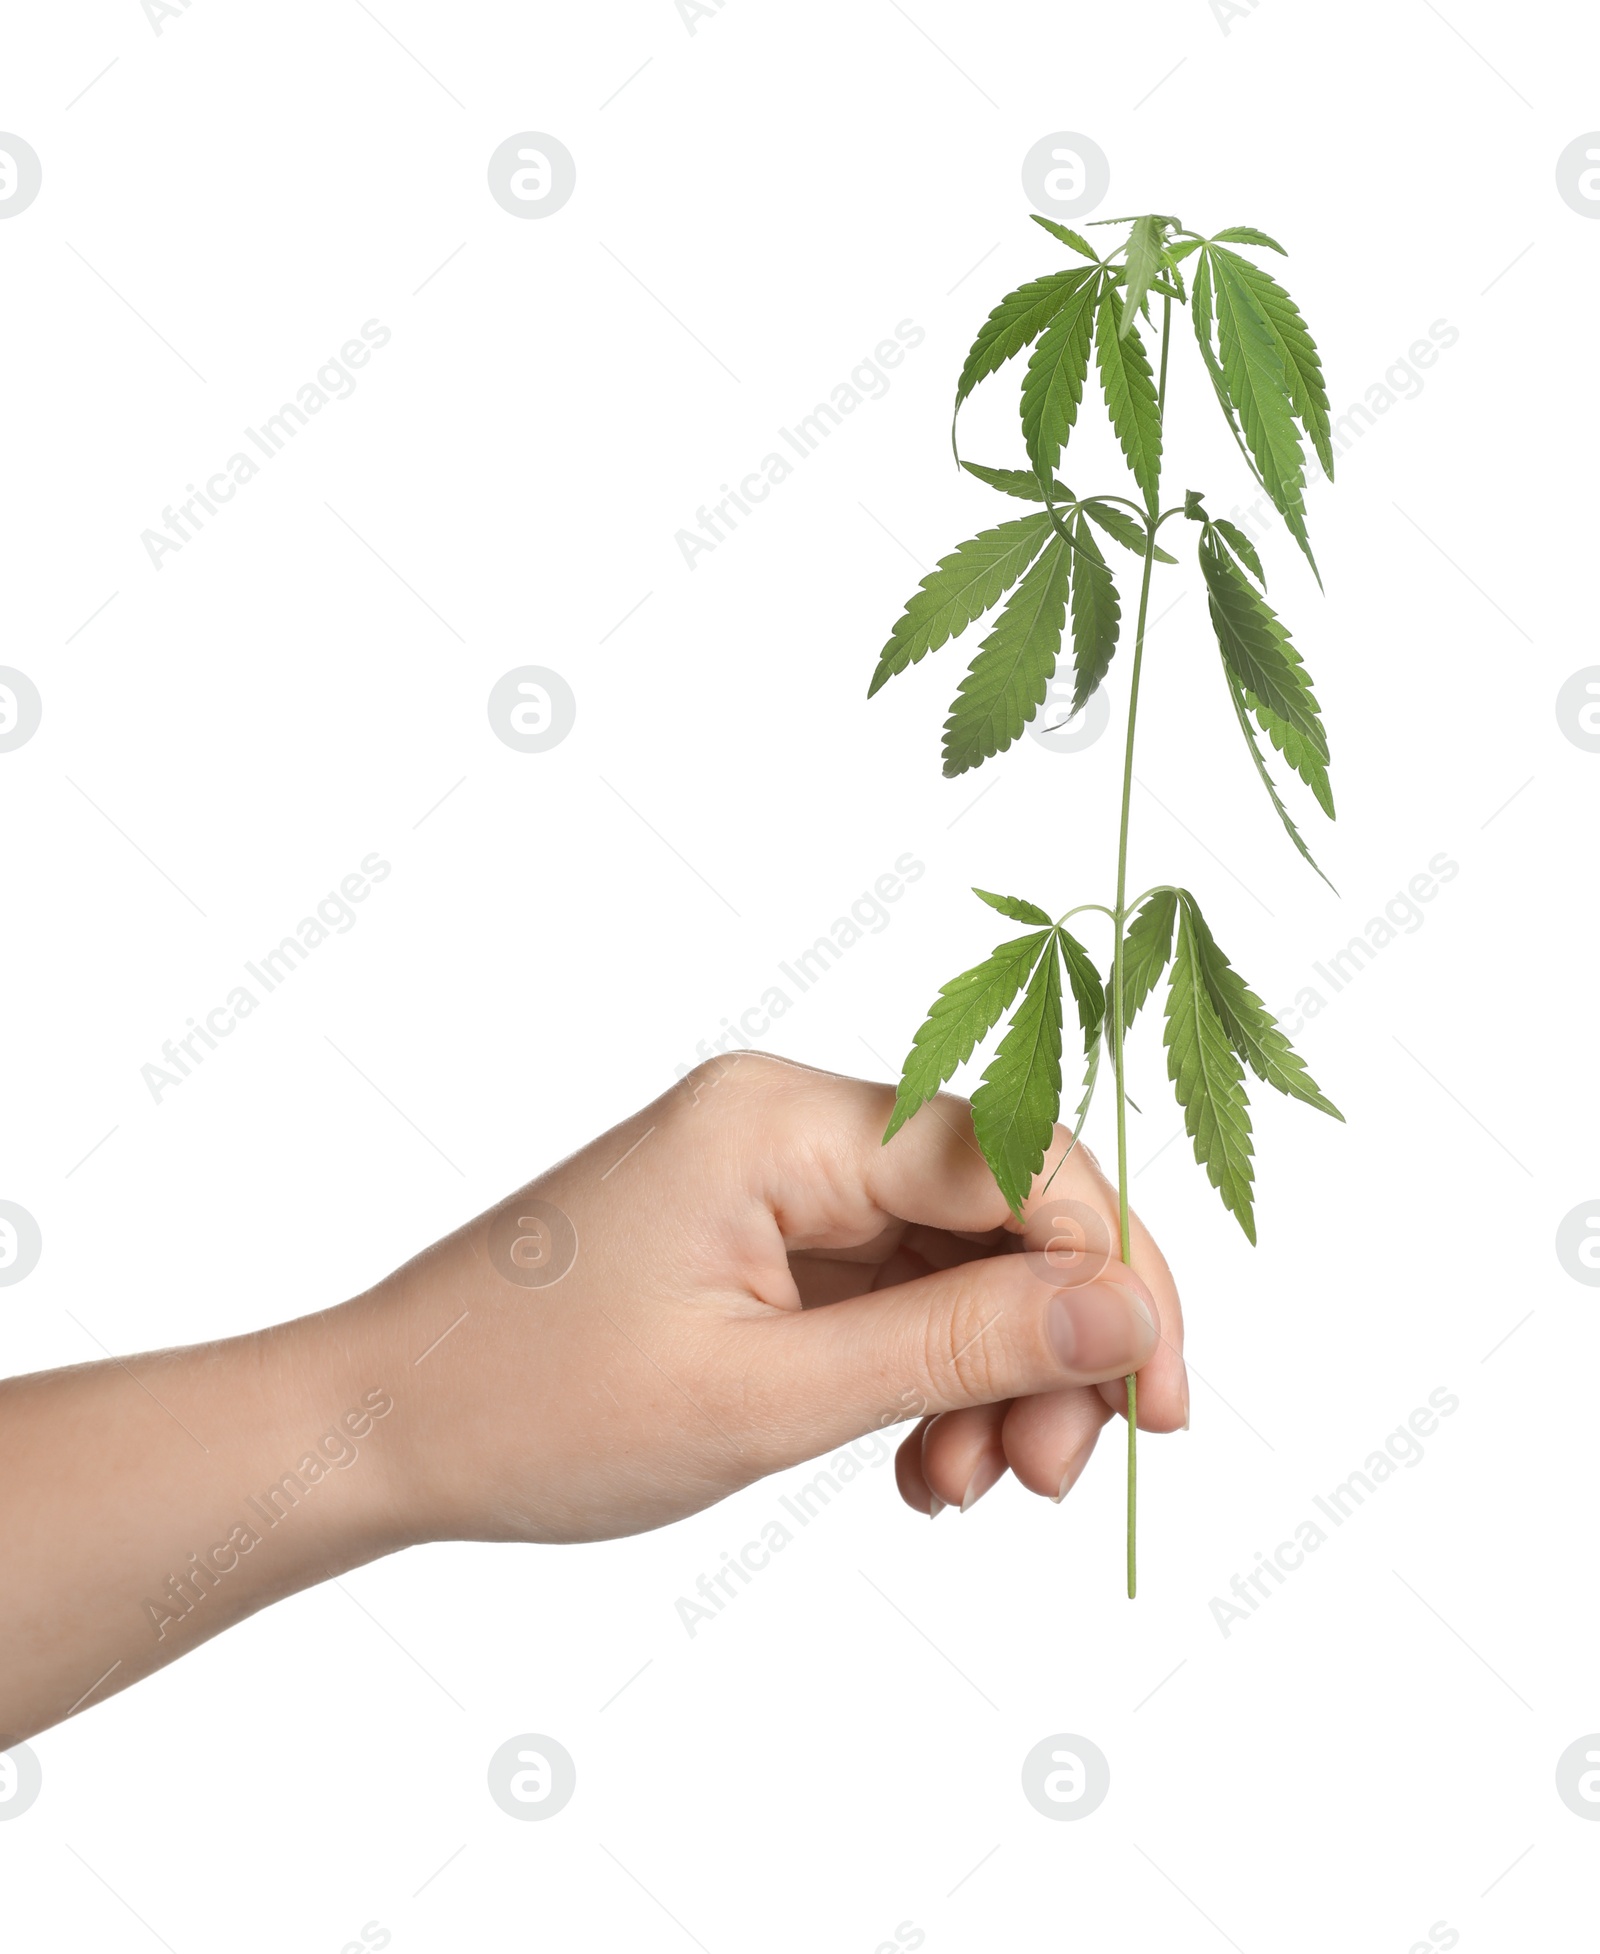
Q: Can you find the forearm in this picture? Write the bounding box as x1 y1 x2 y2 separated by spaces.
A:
0 1291 416 1743
0 1061 1182 1742
0 1174 660 1743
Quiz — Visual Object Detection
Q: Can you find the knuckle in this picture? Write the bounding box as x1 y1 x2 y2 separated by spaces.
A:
675 1050 793 1114
921 1276 1008 1405
669 1053 766 1129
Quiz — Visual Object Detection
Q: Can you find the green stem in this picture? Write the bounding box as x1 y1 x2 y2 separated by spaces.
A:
1087 493 1151 522
1111 294 1172 1600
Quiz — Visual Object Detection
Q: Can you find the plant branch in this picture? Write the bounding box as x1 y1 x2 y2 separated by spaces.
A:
1110 292 1173 1600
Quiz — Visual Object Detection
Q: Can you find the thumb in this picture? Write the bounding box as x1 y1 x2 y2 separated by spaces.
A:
752 1249 1159 1467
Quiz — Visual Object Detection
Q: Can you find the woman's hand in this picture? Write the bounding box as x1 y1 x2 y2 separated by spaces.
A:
0 1054 1185 1743
388 1053 1187 1542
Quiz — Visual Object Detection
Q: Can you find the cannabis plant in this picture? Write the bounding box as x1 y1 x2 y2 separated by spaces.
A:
871 214 1342 1594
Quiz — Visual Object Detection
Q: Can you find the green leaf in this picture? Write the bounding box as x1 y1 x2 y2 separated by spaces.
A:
1211 516 1266 587
1080 499 1178 563
959 460 1073 503
1204 529 1332 813
974 888 1052 927
1093 287 1163 509
1119 889 1177 1029
942 536 1073 777
972 935 1065 1215
1067 512 1120 713
1247 677 1335 816
1223 673 1335 890
882 929 1052 1144
1091 211 1182 229
1214 246 1333 482
1199 535 1327 762
1262 709 1334 817
1209 248 1317 578
1180 892 1342 1119
1212 225 1287 255
1190 252 1258 491
1058 929 1107 1139
1020 270 1101 482
953 270 1091 451
1120 215 1165 334
1030 214 1099 263
1057 927 1106 1044
1163 901 1256 1243
1071 1010 1105 1134
868 514 1053 697
1165 237 1203 264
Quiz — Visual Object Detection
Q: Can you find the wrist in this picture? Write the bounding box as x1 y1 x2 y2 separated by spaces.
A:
232 1297 419 1573
329 1232 501 1550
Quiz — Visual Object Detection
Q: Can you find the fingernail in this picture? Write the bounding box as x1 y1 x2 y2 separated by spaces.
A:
1181 1376 1191 1430
1046 1282 1158 1375
928 1494 945 1520
1051 1439 1096 1504
961 1454 1006 1514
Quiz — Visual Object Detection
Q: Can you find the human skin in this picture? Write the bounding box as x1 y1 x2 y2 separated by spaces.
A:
0 1055 1185 1745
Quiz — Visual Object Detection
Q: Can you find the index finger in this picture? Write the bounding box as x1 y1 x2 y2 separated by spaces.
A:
719 1059 1185 1416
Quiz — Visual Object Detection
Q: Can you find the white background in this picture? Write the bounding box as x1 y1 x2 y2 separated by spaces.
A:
2 1 1597 1947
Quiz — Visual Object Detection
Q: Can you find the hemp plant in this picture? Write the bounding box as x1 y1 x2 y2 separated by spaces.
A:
870 212 1343 1595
